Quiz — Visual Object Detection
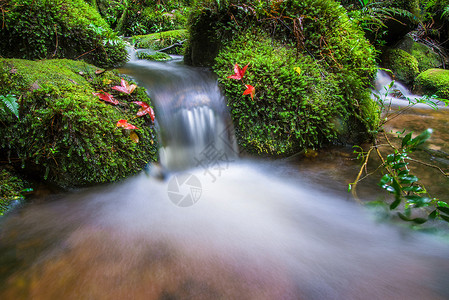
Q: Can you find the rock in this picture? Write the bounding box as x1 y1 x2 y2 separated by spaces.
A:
186 0 378 156
396 36 443 71
383 49 419 84
0 58 158 188
414 68 449 100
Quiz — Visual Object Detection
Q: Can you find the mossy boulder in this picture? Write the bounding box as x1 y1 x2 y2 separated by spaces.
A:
186 0 378 156
0 167 31 215
0 0 128 68
383 49 419 84
414 68 449 100
396 36 442 72
0 58 158 188
115 0 189 36
137 52 172 61
133 30 189 55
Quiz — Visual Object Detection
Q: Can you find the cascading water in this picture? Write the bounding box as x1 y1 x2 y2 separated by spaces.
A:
1 55 449 299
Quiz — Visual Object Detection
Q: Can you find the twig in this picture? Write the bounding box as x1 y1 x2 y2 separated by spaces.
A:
350 147 374 203
158 39 186 53
407 157 449 177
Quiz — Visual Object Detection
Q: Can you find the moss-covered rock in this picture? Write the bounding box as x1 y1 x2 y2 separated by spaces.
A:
383 49 419 84
133 30 189 55
187 0 378 156
0 167 31 215
0 58 158 188
137 51 172 61
414 68 449 100
115 0 189 36
396 36 442 72
0 0 128 68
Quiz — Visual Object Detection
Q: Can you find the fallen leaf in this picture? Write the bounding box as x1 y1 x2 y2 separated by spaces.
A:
227 63 249 80
95 69 105 75
130 131 140 143
116 119 138 130
112 78 137 94
243 84 255 100
133 101 155 122
93 91 119 105
294 66 301 75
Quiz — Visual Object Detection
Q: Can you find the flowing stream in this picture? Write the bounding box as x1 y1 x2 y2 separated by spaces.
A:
0 56 449 299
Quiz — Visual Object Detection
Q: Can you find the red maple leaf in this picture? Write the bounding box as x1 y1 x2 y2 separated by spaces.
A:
112 78 137 94
227 63 249 80
133 101 155 122
116 119 139 130
93 91 119 105
243 84 255 100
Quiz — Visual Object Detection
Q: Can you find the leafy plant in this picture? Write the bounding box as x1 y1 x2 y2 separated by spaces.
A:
350 80 449 226
0 94 20 120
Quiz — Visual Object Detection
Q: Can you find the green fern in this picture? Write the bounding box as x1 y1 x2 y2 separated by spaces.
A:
0 94 20 120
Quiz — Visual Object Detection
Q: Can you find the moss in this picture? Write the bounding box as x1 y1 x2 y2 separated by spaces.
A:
187 0 378 156
0 0 128 68
0 167 31 215
116 1 190 36
396 36 442 72
137 52 172 61
383 49 419 84
133 30 189 55
414 68 449 100
0 58 158 188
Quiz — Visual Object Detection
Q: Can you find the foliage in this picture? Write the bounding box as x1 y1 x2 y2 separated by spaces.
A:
0 167 31 215
0 0 128 68
115 0 190 36
350 80 449 227
133 30 189 55
395 36 442 72
383 49 419 84
189 0 378 155
0 94 20 121
137 51 172 61
414 69 449 100
0 58 158 188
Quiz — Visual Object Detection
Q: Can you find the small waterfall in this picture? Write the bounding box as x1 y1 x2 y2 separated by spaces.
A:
121 54 237 170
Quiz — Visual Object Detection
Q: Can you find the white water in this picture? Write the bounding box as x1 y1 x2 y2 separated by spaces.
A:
1 59 449 299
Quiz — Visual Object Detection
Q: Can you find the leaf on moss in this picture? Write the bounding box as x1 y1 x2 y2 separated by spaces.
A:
112 78 137 94
116 119 138 129
227 63 249 80
133 101 155 122
243 84 255 100
93 91 119 105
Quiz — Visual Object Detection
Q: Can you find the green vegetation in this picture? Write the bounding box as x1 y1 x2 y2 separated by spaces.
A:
133 30 188 55
0 0 128 68
0 167 31 215
351 81 449 228
383 49 419 84
187 0 378 156
0 58 158 188
414 68 449 99
112 0 190 36
396 36 442 72
137 52 172 61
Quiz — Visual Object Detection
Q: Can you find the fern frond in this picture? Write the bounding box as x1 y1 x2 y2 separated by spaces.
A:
0 94 20 119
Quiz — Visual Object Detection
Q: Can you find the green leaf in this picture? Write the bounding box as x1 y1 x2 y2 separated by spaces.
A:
409 129 432 149
437 201 449 208
399 175 418 184
437 206 449 215
390 198 401 210
403 186 423 193
379 174 392 186
401 132 412 148
0 94 20 119
405 195 431 208
440 214 449 223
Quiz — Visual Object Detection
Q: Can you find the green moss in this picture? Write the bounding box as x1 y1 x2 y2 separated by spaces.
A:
137 52 172 61
414 68 449 99
383 49 419 84
0 58 158 188
0 167 31 215
117 1 190 36
396 36 442 72
188 0 378 156
0 0 128 68
134 30 189 55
